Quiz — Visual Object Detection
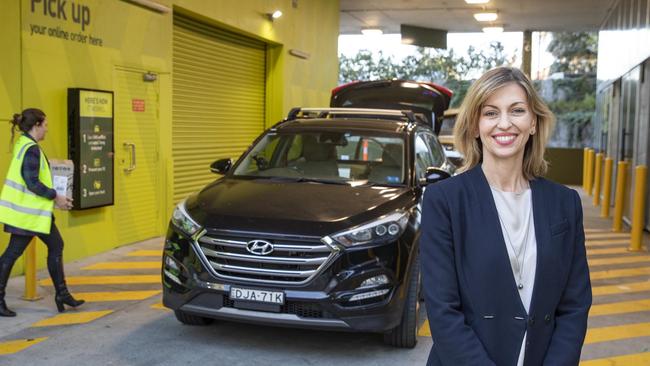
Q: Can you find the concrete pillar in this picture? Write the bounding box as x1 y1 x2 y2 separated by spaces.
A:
522 30 532 77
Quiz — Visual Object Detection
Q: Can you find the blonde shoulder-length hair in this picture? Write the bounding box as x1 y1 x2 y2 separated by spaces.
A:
453 67 556 180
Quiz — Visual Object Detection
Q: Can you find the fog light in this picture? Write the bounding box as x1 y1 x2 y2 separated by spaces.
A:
163 269 182 285
349 289 390 302
358 274 389 289
164 256 180 271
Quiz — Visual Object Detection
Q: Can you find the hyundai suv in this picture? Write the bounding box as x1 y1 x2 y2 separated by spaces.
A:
162 108 453 348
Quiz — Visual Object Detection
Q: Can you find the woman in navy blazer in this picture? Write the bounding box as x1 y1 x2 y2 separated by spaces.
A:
421 67 591 366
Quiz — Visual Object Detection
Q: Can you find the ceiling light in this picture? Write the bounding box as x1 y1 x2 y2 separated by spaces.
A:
473 12 498 22
361 28 383 36
482 26 504 33
268 10 283 20
465 0 490 4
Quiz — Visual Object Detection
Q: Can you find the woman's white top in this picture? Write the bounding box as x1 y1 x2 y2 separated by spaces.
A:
490 187 537 366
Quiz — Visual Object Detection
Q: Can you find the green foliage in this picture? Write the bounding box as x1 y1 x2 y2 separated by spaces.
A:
338 42 512 87
547 32 598 74
545 32 598 147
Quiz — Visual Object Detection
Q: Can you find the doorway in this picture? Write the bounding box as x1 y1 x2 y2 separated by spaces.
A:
113 67 162 245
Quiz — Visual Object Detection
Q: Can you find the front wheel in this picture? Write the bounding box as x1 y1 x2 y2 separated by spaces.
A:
383 253 419 348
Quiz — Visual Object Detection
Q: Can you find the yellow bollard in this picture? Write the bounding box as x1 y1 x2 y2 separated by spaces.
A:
21 238 42 301
613 160 629 232
601 157 613 218
629 165 647 252
583 148 589 191
593 153 603 206
587 149 594 196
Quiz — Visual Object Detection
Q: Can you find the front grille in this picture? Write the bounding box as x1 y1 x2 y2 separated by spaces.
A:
223 294 331 319
196 232 335 285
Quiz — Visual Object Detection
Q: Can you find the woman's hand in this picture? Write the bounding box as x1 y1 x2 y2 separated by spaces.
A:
55 194 73 210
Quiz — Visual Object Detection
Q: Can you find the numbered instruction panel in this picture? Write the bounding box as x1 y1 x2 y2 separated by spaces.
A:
68 88 115 209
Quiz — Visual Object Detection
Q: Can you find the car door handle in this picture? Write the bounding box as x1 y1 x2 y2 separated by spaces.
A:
123 142 136 172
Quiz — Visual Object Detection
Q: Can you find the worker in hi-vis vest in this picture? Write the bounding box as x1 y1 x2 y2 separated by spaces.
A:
0 108 84 317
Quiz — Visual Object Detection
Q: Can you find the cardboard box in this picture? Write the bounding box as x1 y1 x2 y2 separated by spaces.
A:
49 159 74 202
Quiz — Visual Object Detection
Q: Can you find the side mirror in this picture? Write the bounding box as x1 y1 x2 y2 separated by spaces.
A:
419 167 450 185
210 158 232 174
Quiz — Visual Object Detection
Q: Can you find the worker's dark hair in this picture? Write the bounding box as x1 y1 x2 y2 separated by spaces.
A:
10 108 46 145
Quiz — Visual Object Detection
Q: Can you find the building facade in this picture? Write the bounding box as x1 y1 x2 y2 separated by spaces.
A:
0 0 339 275
595 0 650 230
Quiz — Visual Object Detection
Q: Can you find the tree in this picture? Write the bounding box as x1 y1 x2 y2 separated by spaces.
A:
545 32 598 147
338 42 514 106
547 32 597 75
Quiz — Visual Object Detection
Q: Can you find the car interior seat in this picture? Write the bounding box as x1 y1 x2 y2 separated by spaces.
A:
368 143 403 184
296 135 339 178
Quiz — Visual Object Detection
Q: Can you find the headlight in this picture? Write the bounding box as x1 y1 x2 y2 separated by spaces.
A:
171 200 201 236
323 211 409 247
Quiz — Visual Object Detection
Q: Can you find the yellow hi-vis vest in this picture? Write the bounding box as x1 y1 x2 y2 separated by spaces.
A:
0 135 54 234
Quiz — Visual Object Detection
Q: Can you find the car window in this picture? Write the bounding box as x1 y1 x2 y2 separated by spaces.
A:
414 134 434 180
233 131 406 185
423 133 446 167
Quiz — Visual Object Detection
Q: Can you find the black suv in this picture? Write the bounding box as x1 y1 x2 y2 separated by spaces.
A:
162 108 453 348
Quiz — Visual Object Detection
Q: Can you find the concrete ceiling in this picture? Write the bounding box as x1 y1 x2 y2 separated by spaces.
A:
340 0 618 34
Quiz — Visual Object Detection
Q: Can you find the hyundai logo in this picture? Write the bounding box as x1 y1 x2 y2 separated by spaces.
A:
246 240 274 256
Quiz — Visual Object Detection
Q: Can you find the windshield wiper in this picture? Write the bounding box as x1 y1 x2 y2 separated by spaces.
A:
266 176 349 185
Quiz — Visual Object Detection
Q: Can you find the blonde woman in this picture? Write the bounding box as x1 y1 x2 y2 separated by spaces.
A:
421 67 591 365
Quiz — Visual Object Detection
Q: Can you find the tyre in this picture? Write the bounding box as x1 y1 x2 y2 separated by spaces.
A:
174 309 214 326
384 253 419 348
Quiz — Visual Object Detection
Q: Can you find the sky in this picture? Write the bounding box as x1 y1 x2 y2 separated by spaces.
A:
338 32 555 80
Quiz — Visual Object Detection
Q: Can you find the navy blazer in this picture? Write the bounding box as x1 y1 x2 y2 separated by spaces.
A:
421 165 592 366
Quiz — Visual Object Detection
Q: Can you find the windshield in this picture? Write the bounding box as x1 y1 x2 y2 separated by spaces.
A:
233 130 406 185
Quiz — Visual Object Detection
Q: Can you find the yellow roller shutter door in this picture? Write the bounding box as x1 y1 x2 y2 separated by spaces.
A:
172 14 266 203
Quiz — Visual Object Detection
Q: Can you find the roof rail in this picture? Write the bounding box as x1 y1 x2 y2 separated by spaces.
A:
286 107 417 123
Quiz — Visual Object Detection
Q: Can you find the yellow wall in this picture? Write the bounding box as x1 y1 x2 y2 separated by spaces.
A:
0 0 339 276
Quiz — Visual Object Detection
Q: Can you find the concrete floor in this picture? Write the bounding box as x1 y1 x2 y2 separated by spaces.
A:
0 186 648 365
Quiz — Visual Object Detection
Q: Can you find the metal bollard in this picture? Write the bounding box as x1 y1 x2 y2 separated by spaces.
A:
601 157 613 218
630 165 647 252
587 149 595 196
613 160 629 232
593 153 603 206
583 148 589 191
22 238 42 301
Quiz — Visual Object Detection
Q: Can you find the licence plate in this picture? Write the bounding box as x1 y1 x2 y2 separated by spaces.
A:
230 287 285 304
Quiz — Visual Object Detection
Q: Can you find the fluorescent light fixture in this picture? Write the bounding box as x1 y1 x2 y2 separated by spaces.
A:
269 10 283 20
482 26 504 33
473 12 498 22
361 27 383 36
465 0 490 3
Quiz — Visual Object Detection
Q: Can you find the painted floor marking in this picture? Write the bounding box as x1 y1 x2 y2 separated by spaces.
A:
584 322 650 344
586 233 631 240
418 319 431 337
585 239 630 247
82 261 160 270
39 275 160 286
73 290 161 302
584 228 615 233
586 239 630 248
580 352 650 366
589 256 650 266
151 302 171 311
126 250 162 257
590 267 650 280
592 281 650 296
0 337 48 355
32 310 113 327
589 299 650 316
588 247 634 256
